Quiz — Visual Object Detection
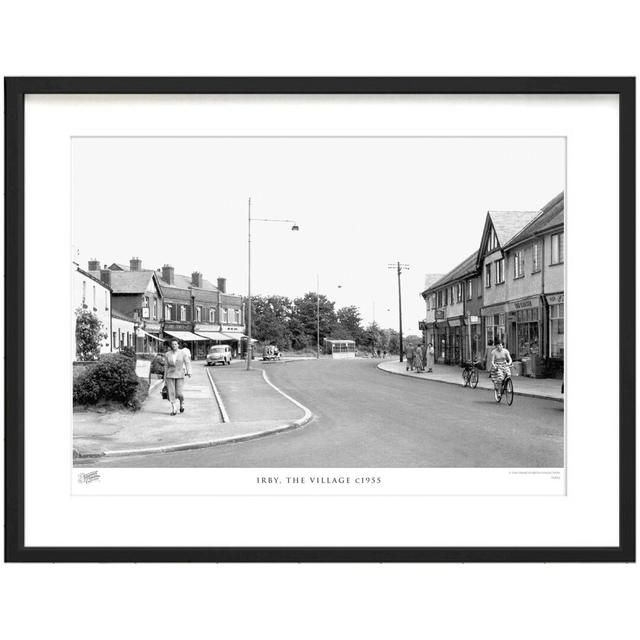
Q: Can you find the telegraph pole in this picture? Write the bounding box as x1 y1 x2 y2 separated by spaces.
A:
388 261 409 362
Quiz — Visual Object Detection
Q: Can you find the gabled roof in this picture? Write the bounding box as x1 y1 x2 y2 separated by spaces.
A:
108 263 129 271
476 209 540 269
504 192 564 249
423 251 478 294
89 269 161 295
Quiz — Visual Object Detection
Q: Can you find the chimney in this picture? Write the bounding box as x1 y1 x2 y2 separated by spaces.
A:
162 264 175 285
192 271 203 288
130 257 142 271
100 269 112 287
217 277 227 293
88 259 100 271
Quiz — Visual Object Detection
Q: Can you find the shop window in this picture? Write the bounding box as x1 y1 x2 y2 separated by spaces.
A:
495 258 505 284
485 313 505 347
549 303 564 358
513 250 524 279
532 242 541 272
485 264 491 288
551 232 564 264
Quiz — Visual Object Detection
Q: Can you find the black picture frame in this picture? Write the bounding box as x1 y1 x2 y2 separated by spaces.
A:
4 77 635 563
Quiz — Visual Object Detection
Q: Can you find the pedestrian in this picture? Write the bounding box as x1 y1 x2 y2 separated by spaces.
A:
376 348 381 358
426 342 434 372
484 339 494 377
415 344 424 372
164 339 192 415
382 349 387 359
404 342 415 371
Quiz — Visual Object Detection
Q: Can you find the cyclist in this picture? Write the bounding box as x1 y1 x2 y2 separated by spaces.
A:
490 341 513 400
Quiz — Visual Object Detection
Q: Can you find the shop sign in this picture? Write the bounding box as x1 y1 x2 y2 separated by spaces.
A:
221 325 243 332
469 315 480 324
448 318 461 327
480 305 507 317
507 297 539 312
546 293 564 305
435 309 445 320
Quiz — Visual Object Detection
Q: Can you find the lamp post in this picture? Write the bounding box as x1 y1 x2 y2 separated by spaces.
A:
246 197 299 370
388 261 410 362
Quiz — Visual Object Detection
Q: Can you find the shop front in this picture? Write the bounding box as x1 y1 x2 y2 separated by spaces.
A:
481 304 507 351
433 310 447 363
545 292 564 377
464 314 482 362
506 296 543 361
447 318 463 364
162 325 210 360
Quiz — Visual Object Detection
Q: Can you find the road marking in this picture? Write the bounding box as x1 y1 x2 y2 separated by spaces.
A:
205 368 230 423
260 368 313 427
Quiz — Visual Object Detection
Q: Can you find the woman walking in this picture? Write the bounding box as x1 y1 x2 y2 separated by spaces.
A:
164 339 192 415
426 342 435 373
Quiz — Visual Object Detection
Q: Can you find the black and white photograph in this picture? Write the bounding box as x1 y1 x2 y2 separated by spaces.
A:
71 136 565 475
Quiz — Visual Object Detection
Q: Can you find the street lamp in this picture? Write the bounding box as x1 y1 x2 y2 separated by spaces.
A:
246 197 299 370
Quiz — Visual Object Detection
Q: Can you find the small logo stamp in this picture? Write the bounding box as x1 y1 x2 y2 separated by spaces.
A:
78 470 101 484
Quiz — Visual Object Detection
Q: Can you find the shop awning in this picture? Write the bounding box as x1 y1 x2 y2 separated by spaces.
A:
164 330 209 342
195 331 230 341
140 330 164 341
222 332 247 341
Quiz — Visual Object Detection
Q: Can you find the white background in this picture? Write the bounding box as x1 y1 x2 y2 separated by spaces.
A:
1 2 638 639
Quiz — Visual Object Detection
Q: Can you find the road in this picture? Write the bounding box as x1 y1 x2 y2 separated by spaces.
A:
93 358 564 467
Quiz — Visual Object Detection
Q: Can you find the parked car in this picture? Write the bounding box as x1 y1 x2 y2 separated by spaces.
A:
206 345 232 366
262 345 281 361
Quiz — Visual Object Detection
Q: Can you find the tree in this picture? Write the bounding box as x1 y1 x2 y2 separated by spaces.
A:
361 321 384 353
252 295 295 349
386 328 400 354
334 305 364 343
293 292 336 347
75 307 106 361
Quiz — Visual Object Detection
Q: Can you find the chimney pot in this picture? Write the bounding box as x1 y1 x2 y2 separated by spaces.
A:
88 259 100 271
130 257 142 271
162 264 175 285
100 269 112 288
192 271 203 288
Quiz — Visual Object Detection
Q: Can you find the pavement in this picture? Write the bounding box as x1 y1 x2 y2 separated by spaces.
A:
377 359 564 401
73 360 311 459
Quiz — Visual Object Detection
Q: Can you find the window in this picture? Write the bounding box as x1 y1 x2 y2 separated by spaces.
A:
551 232 564 264
222 308 228 323
209 307 215 323
456 282 463 303
532 242 541 272
513 250 524 278
485 264 491 288
143 296 149 309
437 290 443 307
495 258 505 284
196 306 202 322
487 226 498 252
112 331 116 348
477 276 482 298
165 304 173 321
180 305 187 321
549 303 564 358
152 299 157 319
485 313 505 347
92 286 96 310
444 289 448 305
467 279 473 300
105 291 109 311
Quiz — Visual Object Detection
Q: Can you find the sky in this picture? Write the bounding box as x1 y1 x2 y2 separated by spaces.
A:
72 137 565 334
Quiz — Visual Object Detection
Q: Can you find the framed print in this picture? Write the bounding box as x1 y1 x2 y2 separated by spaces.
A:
4 77 635 562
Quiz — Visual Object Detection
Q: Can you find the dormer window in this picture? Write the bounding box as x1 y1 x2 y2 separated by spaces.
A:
487 227 499 252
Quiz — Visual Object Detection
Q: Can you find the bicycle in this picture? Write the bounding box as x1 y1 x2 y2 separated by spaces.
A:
461 360 480 389
492 364 514 405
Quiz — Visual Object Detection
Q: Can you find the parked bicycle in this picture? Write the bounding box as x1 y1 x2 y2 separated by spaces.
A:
461 360 480 389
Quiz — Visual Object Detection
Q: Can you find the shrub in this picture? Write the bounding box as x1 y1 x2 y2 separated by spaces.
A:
119 346 137 362
150 353 166 375
73 353 140 408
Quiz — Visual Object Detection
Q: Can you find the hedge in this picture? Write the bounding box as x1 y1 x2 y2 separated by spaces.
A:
73 353 141 409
